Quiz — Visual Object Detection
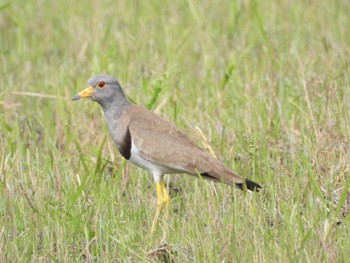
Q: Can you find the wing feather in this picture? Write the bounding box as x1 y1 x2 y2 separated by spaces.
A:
127 106 244 185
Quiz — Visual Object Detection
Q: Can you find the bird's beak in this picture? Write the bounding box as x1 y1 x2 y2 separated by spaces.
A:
72 86 94 101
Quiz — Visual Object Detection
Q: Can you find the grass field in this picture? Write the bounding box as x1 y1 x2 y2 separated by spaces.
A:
1 0 350 262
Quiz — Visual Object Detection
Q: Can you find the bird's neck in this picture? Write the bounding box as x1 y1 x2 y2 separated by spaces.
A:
100 93 131 120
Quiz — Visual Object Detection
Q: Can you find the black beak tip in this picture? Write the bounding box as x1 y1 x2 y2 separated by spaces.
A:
72 95 81 101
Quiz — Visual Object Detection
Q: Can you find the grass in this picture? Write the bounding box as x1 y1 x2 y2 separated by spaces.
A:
1 0 349 261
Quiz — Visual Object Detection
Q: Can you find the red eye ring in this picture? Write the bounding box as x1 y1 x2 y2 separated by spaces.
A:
97 81 106 88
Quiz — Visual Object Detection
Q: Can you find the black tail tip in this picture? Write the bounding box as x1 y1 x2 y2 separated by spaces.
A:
236 179 262 192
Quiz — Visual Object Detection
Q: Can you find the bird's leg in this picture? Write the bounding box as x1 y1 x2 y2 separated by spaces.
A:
151 180 170 233
159 181 170 217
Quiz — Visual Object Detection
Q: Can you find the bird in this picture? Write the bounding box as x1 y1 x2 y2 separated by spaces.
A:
72 74 261 231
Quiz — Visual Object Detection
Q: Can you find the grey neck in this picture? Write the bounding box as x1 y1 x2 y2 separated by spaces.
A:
99 90 131 119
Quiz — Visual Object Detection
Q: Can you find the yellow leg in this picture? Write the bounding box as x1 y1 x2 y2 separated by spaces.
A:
151 181 170 233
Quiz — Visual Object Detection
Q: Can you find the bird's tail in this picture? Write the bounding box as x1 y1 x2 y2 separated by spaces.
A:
195 151 262 192
235 179 262 192
200 172 261 192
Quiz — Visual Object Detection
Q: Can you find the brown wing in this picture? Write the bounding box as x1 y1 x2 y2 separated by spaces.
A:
127 105 245 185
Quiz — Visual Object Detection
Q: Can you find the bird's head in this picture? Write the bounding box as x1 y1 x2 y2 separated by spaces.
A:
72 74 124 105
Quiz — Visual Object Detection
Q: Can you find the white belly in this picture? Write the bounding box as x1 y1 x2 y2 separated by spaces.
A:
128 141 179 175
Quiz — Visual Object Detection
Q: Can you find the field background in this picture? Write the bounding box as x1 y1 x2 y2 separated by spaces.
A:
1 0 350 262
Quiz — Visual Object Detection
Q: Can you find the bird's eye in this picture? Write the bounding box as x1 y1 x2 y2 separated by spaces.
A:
97 82 106 88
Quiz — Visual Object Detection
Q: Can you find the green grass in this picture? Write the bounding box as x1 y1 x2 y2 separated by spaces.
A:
1 0 350 261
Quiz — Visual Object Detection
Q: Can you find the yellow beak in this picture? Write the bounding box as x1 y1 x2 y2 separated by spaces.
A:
72 86 94 101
